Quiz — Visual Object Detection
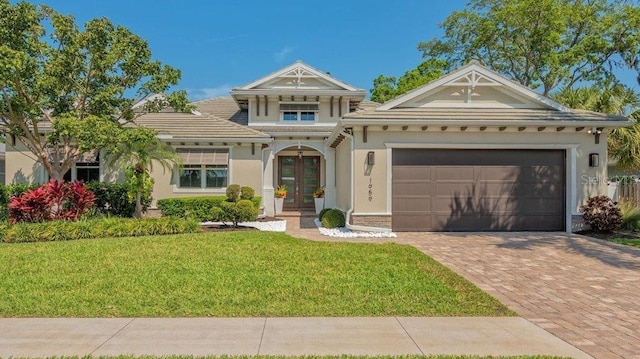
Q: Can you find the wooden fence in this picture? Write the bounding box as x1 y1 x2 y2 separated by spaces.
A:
616 182 640 207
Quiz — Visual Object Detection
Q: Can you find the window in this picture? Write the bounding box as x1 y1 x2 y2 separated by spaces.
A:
176 148 229 189
61 153 100 182
280 103 318 122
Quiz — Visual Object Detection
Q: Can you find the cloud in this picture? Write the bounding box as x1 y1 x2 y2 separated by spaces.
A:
273 46 293 63
187 85 234 101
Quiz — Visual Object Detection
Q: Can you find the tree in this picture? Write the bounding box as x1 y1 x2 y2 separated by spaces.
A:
418 0 640 96
553 85 640 171
0 1 191 180
370 59 450 103
104 127 179 218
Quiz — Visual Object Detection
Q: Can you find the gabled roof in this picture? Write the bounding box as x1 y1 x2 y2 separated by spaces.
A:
377 61 569 111
235 60 362 92
133 111 270 141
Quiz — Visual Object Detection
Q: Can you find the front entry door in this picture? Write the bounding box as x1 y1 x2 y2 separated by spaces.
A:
278 156 320 209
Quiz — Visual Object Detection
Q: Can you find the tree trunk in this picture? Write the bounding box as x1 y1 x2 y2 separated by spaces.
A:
134 191 143 219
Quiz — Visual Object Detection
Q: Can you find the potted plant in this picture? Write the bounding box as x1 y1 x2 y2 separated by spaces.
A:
313 187 325 214
274 184 287 214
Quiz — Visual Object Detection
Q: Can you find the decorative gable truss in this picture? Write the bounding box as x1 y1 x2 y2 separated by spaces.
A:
377 61 569 111
238 61 360 91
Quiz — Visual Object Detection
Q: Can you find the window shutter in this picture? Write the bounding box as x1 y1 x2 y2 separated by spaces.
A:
177 149 229 165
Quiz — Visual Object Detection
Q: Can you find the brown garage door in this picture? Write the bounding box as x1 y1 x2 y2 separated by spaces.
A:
392 149 565 231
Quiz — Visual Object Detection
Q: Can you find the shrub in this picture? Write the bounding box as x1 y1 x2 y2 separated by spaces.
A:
580 195 623 233
226 184 241 202
86 181 151 217
0 183 40 221
157 196 262 222
619 201 640 231
219 199 258 227
8 180 96 223
240 186 255 200
321 209 345 229
2 217 201 243
318 208 332 221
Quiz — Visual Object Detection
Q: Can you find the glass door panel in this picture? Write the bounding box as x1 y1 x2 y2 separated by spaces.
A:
278 155 320 209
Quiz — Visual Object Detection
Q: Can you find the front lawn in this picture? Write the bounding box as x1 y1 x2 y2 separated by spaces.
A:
0 232 512 317
609 237 640 248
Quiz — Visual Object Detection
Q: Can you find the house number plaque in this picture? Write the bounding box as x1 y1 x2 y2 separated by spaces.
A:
368 178 373 201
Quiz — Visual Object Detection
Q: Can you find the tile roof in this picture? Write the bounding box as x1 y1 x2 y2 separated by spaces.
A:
193 97 247 125
133 112 269 140
343 107 628 122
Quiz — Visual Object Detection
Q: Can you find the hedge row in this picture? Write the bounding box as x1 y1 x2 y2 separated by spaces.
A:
0 217 201 243
157 196 262 222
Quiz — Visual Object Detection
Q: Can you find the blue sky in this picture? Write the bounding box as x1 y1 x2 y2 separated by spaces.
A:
25 0 639 100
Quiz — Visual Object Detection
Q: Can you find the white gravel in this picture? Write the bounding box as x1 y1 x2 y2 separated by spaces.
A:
314 219 397 238
200 220 287 232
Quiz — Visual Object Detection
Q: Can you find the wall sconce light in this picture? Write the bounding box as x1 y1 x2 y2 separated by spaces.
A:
366 151 375 165
589 153 599 167
587 127 603 144
298 150 303 159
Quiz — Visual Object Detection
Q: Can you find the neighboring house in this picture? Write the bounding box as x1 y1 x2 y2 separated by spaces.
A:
4 61 629 232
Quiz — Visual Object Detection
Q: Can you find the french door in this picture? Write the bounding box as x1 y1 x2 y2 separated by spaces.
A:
278 156 320 209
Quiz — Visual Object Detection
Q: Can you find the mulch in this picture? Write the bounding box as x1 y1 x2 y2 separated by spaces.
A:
575 230 640 240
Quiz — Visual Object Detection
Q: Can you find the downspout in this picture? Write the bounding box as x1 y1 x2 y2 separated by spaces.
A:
340 129 392 233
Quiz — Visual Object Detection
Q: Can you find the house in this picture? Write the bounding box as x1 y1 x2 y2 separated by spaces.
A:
4 61 629 232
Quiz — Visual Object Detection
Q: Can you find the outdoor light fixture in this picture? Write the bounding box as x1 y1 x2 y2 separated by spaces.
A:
589 153 599 167
587 127 603 144
298 150 303 159
367 151 375 165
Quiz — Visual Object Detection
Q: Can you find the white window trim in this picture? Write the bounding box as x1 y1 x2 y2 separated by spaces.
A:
43 151 104 182
172 146 232 193
279 102 319 123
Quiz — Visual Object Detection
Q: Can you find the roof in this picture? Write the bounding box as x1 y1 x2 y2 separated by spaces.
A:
133 112 270 140
343 107 628 123
193 97 247 125
237 60 363 92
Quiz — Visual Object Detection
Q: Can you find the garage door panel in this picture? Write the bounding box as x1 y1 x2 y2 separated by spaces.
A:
435 167 475 180
393 166 431 179
392 149 565 232
394 182 432 196
392 196 431 212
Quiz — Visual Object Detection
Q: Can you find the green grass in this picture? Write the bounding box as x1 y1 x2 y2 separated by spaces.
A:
0 232 513 317
609 237 640 248
20 356 567 359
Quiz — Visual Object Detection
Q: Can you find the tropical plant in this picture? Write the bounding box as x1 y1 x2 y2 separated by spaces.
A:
580 195 623 233
8 180 96 223
553 85 640 171
104 127 179 218
275 185 288 198
0 1 192 180
313 187 325 198
619 201 640 231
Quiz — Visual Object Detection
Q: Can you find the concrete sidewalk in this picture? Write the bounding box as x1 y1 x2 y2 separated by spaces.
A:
0 317 590 358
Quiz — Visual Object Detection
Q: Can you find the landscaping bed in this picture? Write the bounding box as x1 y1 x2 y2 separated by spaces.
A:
0 232 513 317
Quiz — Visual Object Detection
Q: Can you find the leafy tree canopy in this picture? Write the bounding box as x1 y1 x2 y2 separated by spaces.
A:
0 1 191 180
370 59 451 103
418 0 640 96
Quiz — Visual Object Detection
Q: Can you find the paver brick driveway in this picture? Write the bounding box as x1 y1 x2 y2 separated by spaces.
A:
395 232 640 359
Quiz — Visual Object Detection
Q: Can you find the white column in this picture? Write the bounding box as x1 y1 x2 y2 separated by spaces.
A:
262 148 275 216
324 146 336 209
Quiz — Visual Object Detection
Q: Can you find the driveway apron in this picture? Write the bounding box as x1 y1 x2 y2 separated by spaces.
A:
395 232 640 359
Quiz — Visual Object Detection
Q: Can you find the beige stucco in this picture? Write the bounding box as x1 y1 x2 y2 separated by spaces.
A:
247 97 347 124
349 126 608 218
5 143 44 184
151 144 263 206
334 139 351 211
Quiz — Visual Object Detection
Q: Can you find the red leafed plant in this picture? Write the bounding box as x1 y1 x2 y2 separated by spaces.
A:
8 180 96 223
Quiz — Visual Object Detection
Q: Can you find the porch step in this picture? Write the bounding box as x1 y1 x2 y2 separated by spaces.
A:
277 210 318 218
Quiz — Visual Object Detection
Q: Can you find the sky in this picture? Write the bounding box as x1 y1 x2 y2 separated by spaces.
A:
22 0 639 100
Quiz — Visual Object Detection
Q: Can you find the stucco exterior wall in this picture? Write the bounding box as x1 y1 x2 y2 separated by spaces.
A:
350 127 608 218
334 139 351 211
247 98 346 124
151 145 263 206
5 143 44 184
